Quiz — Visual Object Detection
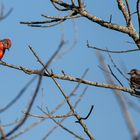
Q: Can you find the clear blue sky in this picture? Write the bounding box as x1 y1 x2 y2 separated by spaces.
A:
0 0 139 140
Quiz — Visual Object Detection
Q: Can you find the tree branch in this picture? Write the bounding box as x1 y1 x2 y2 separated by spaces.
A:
0 60 135 94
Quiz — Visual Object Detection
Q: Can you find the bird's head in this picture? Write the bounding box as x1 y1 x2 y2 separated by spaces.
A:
1 38 12 50
128 69 140 76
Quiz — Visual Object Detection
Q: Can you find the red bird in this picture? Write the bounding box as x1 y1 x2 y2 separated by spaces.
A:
0 39 12 60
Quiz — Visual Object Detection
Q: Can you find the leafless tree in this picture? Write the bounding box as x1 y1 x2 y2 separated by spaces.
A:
0 1 140 140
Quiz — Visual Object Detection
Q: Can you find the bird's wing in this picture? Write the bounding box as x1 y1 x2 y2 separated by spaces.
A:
131 75 140 84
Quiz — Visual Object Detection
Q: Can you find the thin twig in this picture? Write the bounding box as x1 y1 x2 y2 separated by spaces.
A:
87 41 140 53
75 105 94 123
23 111 73 119
50 0 71 11
41 14 81 20
107 65 124 87
109 14 112 23
27 20 65 28
136 0 140 37
107 52 129 81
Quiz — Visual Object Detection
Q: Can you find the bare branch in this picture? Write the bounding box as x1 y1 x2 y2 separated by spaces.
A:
1 75 42 139
87 41 140 53
39 106 85 140
0 60 135 94
41 14 81 20
20 18 65 27
117 0 130 25
10 72 88 139
107 53 129 81
0 125 5 139
75 105 94 123
9 119 44 139
136 0 140 37
125 0 131 25
20 13 80 28
0 76 36 113
50 0 71 11
50 0 76 11
29 46 95 140
107 65 124 87
49 118 85 140
50 69 89 114
23 111 73 119
71 0 75 5
77 0 84 10
27 20 65 28
42 87 87 140
20 0 140 47
97 51 140 140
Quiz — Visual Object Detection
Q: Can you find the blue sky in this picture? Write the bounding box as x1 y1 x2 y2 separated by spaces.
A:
0 0 139 140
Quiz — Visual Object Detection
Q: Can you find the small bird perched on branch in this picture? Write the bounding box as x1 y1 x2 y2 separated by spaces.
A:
128 69 140 89
0 39 12 60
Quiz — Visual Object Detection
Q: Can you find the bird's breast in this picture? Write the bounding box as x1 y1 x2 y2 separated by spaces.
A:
0 49 5 60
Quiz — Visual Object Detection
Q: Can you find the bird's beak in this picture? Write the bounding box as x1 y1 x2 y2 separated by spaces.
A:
127 72 131 75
